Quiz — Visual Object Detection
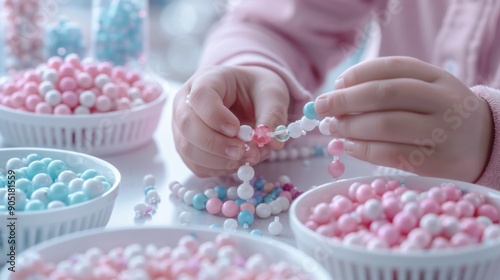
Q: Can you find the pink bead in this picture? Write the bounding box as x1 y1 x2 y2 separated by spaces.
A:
477 204 499 223
221 201 239 218
403 202 422 218
127 71 141 85
381 191 396 200
337 214 358 233
355 184 374 203
393 211 418 234
382 197 402 220
393 187 406 197
47 56 63 69
179 236 199 254
311 203 331 224
95 95 112 112
371 179 388 196
328 159 345 179
441 184 462 201
103 83 119 99
2 83 17 95
370 219 388 233
142 87 160 103
253 125 271 147
10 92 25 108
58 63 75 78
348 182 361 200
428 187 446 203
84 64 99 78
460 218 484 238
77 72 93 89
112 66 127 80
133 81 146 91
58 77 77 92
387 180 401 191
355 204 372 225
407 228 432 249
331 195 353 214
420 198 440 215
451 232 473 248
116 97 133 110
25 94 42 111
327 139 344 156
440 215 460 238
206 198 222 215
61 91 79 109
117 83 129 98
65 54 81 69
54 104 71 115
240 202 255 214
23 82 38 95
305 220 318 231
24 71 41 83
463 193 482 208
456 200 475 218
98 62 113 76
316 223 338 237
279 191 292 202
1 96 11 107
431 237 450 250
441 201 460 218
377 224 400 246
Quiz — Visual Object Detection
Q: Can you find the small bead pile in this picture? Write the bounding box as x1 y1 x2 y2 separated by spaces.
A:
13 233 312 279
0 54 162 114
170 174 298 230
304 178 500 252
93 0 147 66
134 174 161 219
0 154 112 212
2 0 44 71
45 17 86 59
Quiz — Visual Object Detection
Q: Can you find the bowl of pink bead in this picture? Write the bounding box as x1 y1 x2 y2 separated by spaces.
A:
290 175 500 280
0 226 332 279
0 148 121 264
0 55 167 156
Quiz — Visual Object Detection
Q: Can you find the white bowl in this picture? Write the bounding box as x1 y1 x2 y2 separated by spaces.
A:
290 175 500 280
0 148 120 264
0 91 167 156
0 226 332 279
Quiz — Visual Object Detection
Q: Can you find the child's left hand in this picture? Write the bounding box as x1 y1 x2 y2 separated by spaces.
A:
314 56 493 182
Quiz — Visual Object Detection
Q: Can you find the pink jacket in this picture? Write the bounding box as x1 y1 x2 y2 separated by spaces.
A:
200 0 500 190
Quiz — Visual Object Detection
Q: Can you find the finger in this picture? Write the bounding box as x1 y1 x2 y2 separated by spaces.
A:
336 56 442 89
188 69 241 137
331 112 433 145
315 78 445 116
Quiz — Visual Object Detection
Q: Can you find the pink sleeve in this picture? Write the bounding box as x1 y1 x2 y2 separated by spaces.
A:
200 0 385 113
471 85 500 190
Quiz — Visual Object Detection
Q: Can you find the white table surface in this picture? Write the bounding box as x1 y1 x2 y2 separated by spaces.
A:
0 79 406 247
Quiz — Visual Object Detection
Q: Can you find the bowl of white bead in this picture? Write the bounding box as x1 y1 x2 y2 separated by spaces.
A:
290 175 500 280
0 226 332 279
0 55 168 156
0 148 121 264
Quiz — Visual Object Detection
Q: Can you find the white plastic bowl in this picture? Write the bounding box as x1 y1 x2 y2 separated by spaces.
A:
0 91 167 156
290 175 500 280
0 226 332 279
0 148 120 264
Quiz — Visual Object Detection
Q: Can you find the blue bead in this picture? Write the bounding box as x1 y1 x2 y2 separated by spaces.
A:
81 169 98 180
254 178 266 190
26 153 41 164
255 196 264 205
264 195 274 203
250 229 263 237
68 191 88 205
41 158 53 165
143 186 155 195
16 178 33 197
25 199 46 211
102 182 112 192
192 193 208 210
209 224 221 230
0 205 6 212
214 186 227 200
27 161 47 178
48 182 69 202
93 175 108 183
47 160 68 180
0 175 6 188
32 173 53 190
303 101 318 119
13 169 28 180
237 210 254 228
235 198 245 206
313 145 324 156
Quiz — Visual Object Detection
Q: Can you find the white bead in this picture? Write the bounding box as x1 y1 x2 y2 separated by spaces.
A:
226 186 238 200
171 246 191 260
300 146 311 158
133 98 145 107
363 199 383 220
38 81 54 96
6 158 23 170
268 217 283 236
47 201 65 209
287 122 302 138
124 244 143 261
477 216 493 227
319 117 331 135
45 89 61 106
245 254 267 272
343 233 364 246
400 190 419 204
95 74 110 88
237 125 254 142
168 181 181 191
275 196 290 211
483 225 500 240
278 149 287 161
72 261 93 278
223 218 238 231
74 106 90 114
278 175 291 185
43 68 58 83
441 216 459 238
68 178 83 193
58 170 77 184
366 238 388 250
269 200 282 215
300 116 317 131
288 148 299 160
79 90 96 108
128 87 141 99
128 255 147 269
420 213 442 236
177 187 188 199
237 182 254 200
256 203 272 219
146 190 160 203
144 244 158 259
237 164 254 181
204 189 218 199
419 192 429 201
198 242 217 261
143 174 156 187
179 211 193 224
183 190 197 205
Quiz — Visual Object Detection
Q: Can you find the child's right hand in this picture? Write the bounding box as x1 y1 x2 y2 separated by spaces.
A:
172 65 290 178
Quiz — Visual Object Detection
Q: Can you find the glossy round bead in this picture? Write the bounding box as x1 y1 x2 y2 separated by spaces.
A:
355 184 374 203
192 193 208 210
223 218 238 231
68 191 88 205
477 204 499 223
393 211 418 234
456 200 475 218
30 188 50 205
47 200 66 209
299 116 317 131
419 198 440 215
48 182 69 201
256 203 272 219
31 173 53 190
206 198 222 215
328 158 345 179
268 200 283 215
428 187 446 203
226 187 238 200
146 190 160 204
143 174 156 187
419 214 442 236
303 101 318 120
327 139 344 157
273 125 290 142
268 217 283 236
221 201 239 218
318 117 331 135
237 210 255 228
204 188 218 199
337 214 358 233
82 178 104 199
79 90 96 108
275 196 290 211
237 125 254 142
287 122 302 139
363 199 383 220
237 182 254 200
377 224 400 246
25 199 46 211
47 160 67 179
451 232 473 248
483 225 500 241
178 211 193 224
441 184 462 201
237 164 254 182
58 170 77 184
253 125 272 147
183 190 197 206
45 89 62 106
214 186 227 200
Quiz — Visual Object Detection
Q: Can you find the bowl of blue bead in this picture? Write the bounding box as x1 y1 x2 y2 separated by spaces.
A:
0 147 121 264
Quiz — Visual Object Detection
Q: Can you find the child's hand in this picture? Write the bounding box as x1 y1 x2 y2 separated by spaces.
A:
315 56 493 182
172 66 289 178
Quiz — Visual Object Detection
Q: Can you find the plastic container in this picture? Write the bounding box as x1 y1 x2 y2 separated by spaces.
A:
0 148 121 264
91 0 149 68
0 226 333 279
290 175 500 280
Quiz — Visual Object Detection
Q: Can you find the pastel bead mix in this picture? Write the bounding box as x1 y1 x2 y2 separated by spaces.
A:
13 232 312 279
0 55 162 114
134 174 161 219
0 154 112 212
303 178 500 252
45 17 86 59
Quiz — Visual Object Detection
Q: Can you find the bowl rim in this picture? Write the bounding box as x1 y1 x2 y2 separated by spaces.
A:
0 225 333 279
0 147 121 216
290 175 500 258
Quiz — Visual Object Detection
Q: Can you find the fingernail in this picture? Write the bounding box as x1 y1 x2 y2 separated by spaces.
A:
221 123 236 137
315 96 328 115
329 118 340 135
334 77 345 90
343 139 355 152
225 146 242 160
